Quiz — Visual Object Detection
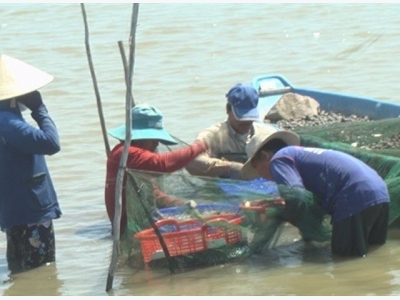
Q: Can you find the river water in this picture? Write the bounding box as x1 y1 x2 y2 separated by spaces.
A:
1 3 400 296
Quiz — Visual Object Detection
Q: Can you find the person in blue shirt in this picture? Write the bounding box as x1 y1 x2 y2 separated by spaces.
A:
241 131 390 257
0 55 62 273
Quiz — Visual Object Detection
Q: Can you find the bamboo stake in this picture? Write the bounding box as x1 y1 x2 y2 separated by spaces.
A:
80 3 110 158
117 40 176 274
106 3 140 292
118 41 135 107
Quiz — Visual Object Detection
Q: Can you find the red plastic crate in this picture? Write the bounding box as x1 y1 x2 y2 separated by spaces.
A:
134 213 244 263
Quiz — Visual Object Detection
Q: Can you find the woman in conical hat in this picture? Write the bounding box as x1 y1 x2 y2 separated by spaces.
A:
0 54 53 101
0 55 62 273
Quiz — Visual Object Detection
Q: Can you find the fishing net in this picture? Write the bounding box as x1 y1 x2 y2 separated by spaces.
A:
120 141 331 270
122 169 332 270
121 116 400 270
295 117 400 158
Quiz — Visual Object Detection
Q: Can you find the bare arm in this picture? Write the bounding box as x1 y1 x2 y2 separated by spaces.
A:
185 153 244 179
185 122 245 180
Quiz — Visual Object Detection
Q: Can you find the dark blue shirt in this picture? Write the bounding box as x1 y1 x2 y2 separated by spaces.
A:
0 102 62 231
269 146 389 222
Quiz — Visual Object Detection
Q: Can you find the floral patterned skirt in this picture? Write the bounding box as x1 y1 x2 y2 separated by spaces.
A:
6 220 55 273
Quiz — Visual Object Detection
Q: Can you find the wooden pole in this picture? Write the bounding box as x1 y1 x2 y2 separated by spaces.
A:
106 3 140 292
117 40 176 274
118 41 135 107
80 3 110 158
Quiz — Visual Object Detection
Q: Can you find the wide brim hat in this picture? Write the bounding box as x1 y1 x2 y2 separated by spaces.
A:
108 104 178 145
0 55 54 101
241 128 300 180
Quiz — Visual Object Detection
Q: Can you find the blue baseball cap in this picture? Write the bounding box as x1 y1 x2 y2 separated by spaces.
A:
226 83 259 121
108 104 177 145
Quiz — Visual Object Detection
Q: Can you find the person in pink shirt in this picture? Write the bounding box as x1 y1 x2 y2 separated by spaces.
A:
105 104 207 235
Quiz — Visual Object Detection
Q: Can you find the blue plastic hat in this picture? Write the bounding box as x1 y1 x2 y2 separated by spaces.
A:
108 104 177 145
226 83 259 121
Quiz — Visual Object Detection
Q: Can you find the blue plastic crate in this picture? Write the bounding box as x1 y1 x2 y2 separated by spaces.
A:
159 203 241 217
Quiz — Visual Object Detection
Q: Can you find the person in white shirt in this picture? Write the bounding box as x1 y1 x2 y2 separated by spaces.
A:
185 83 280 180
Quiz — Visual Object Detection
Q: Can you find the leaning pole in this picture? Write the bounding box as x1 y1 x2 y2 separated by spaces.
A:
80 3 110 158
106 3 140 292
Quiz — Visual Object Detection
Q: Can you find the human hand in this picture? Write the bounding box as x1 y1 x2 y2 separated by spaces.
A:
16 91 43 111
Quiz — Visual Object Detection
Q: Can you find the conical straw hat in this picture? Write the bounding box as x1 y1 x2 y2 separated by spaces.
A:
0 54 53 101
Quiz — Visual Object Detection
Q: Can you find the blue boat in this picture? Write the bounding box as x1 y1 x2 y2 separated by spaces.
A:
252 74 400 120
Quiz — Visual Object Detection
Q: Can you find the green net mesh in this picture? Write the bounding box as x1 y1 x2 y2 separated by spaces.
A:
121 143 331 270
120 117 400 270
295 117 400 157
122 169 332 270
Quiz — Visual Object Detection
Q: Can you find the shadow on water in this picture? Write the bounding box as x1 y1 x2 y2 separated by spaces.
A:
74 220 112 241
247 240 332 269
110 226 333 295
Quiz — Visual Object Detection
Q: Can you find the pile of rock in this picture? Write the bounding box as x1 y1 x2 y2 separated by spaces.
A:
263 92 372 130
368 132 400 150
265 110 371 131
